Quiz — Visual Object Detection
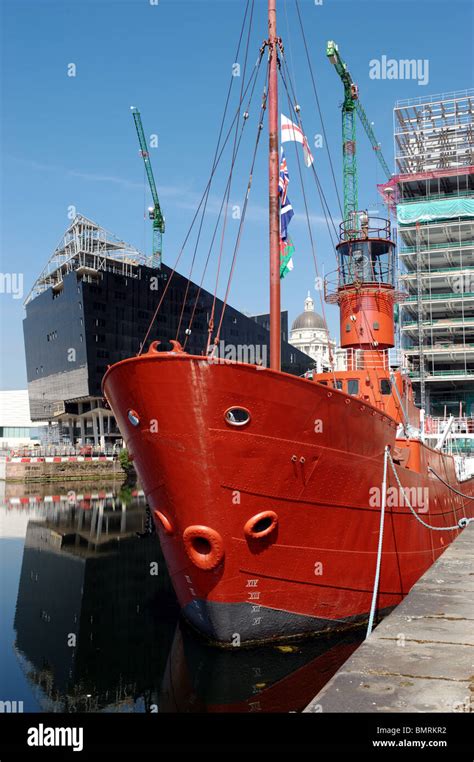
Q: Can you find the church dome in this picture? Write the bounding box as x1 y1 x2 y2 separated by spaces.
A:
291 292 326 331
291 311 326 331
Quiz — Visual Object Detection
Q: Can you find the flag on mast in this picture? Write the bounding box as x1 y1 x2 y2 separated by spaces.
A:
280 237 295 279
279 147 295 278
279 148 294 240
281 113 314 167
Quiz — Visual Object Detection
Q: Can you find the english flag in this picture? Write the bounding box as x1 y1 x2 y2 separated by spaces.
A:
281 114 314 168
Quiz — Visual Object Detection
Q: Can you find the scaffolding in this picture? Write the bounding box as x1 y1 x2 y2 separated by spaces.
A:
24 214 150 306
415 221 426 410
394 90 474 175
390 91 474 432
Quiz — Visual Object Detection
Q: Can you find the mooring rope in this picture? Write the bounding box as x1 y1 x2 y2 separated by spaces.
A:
427 465 474 503
366 446 473 639
366 445 389 638
387 449 472 531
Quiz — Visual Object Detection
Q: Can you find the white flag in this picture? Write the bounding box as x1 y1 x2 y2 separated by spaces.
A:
281 114 314 167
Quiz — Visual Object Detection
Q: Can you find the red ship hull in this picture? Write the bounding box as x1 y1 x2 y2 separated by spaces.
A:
103 352 474 645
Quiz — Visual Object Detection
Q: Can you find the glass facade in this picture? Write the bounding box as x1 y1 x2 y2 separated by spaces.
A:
0 427 39 438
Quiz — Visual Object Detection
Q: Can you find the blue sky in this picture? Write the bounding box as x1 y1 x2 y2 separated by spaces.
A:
1 0 473 388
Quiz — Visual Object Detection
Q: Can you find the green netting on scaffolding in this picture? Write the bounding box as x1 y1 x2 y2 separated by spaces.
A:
397 197 474 225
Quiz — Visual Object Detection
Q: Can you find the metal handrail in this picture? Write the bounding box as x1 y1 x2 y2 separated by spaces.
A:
339 216 391 242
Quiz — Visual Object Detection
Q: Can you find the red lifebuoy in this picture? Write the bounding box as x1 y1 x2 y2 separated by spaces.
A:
244 511 278 540
153 510 174 535
183 525 225 570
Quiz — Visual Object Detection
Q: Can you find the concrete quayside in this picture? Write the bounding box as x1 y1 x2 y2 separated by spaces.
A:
305 522 474 713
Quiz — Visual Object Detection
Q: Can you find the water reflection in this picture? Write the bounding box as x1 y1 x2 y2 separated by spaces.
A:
0 483 363 712
12 489 178 712
161 624 361 713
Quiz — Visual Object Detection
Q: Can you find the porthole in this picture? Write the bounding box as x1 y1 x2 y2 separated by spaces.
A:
127 409 140 426
224 407 250 426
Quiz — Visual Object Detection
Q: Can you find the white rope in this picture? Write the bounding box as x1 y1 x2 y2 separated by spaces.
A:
387 449 473 531
366 446 389 638
366 446 473 640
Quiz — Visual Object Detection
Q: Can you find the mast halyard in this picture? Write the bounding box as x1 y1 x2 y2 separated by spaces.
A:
268 0 281 371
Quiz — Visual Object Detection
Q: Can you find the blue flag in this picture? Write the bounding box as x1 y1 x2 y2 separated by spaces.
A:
279 149 294 241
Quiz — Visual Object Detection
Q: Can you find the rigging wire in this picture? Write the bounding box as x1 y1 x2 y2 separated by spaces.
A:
281 3 339 244
279 56 338 244
206 0 256 352
212 63 270 350
143 162 147 263
278 61 337 375
283 0 298 102
294 0 343 219
175 0 255 343
184 47 266 351
138 51 263 355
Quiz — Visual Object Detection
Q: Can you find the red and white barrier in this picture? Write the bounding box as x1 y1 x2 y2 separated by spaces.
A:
6 489 145 506
6 456 115 463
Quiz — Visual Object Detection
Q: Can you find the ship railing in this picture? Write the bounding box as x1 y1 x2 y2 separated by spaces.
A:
324 271 406 304
424 416 474 436
335 347 404 372
339 215 392 243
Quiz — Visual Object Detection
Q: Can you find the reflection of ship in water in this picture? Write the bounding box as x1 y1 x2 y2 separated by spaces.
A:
160 623 362 713
12 493 363 713
13 497 178 712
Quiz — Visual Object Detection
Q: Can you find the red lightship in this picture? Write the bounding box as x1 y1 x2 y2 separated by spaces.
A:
103 1 474 646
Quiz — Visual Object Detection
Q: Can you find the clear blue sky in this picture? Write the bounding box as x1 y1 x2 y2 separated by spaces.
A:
1 0 473 388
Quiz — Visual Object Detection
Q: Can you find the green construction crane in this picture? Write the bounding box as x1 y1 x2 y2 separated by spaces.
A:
326 41 392 231
131 106 165 268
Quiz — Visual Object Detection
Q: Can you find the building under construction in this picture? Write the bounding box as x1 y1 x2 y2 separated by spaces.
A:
23 215 311 449
381 90 474 451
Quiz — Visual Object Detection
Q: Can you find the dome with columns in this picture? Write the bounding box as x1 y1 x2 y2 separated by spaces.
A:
291 293 326 331
289 292 336 373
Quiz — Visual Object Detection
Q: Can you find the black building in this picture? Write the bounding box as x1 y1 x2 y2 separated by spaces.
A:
23 215 312 447
14 499 177 711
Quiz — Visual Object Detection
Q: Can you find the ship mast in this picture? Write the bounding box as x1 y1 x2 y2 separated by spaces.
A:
268 0 281 371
